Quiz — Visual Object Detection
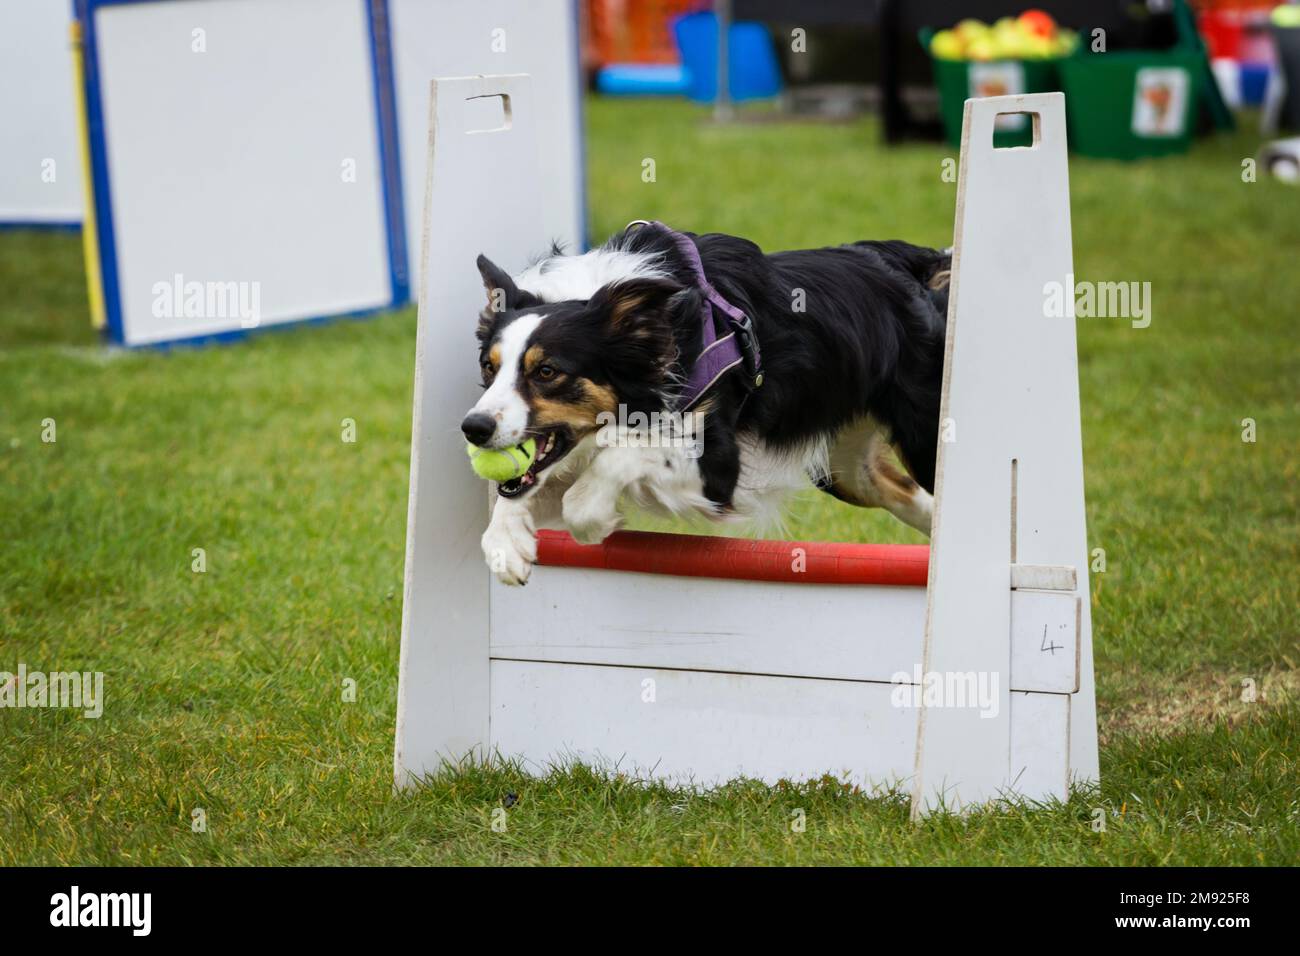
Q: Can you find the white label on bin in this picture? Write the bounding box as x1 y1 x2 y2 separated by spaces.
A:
1132 67 1190 138
969 63 1027 130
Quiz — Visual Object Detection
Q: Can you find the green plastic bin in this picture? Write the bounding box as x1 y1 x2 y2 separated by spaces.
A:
1059 50 1203 159
920 28 1067 149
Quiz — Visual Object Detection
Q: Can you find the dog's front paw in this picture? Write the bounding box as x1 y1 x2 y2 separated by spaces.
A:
481 509 537 586
562 486 622 545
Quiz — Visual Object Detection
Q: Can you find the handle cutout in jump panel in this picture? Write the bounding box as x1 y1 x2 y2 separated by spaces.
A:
464 94 512 134
993 111 1041 148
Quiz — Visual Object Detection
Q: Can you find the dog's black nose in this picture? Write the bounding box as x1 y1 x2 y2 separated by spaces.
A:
461 412 497 447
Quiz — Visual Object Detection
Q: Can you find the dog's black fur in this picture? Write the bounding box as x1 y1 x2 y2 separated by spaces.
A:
476 225 950 509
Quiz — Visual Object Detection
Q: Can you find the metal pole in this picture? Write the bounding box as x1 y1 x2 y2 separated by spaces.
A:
714 0 733 122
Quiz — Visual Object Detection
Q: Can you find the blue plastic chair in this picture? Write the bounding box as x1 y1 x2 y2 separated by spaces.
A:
673 11 783 103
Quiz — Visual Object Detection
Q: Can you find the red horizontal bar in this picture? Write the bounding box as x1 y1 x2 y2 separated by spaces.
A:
535 530 929 587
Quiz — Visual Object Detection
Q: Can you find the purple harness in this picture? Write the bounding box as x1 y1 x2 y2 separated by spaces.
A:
629 220 763 411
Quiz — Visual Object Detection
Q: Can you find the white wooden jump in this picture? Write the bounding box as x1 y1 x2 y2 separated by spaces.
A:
394 81 1098 818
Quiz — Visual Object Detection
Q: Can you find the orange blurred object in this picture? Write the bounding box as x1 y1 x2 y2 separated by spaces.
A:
585 0 707 67
1017 9 1058 39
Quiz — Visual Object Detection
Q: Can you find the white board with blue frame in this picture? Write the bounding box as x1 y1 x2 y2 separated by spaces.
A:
75 0 585 347
76 0 408 347
0 0 84 227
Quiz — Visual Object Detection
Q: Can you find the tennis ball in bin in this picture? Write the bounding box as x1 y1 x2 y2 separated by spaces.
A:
466 438 536 482
930 29 963 60
1017 10 1057 40
953 19 988 44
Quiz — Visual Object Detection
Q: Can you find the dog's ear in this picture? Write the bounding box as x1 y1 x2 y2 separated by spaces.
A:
477 254 521 318
586 277 685 330
587 279 690 393
476 254 542 343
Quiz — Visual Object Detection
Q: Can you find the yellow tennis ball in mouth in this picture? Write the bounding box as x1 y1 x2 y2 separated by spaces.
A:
466 438 537 482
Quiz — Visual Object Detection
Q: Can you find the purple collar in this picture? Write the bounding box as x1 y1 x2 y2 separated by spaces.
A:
630 220 762 411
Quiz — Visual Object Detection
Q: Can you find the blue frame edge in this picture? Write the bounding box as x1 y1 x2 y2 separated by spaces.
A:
569 0 590 252
75 0 127 345
368 0 411 306
0 221 82 232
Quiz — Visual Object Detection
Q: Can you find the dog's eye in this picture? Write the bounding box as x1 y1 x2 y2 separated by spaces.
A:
480 361 495 381
536 364 557 381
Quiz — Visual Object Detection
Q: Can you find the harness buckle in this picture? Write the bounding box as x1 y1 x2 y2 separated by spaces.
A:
732 312 763 390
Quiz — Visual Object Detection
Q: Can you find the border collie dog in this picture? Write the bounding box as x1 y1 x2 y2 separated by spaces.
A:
464 223 951 585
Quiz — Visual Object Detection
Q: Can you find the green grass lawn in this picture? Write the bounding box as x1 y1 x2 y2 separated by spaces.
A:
1 98 1296 865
